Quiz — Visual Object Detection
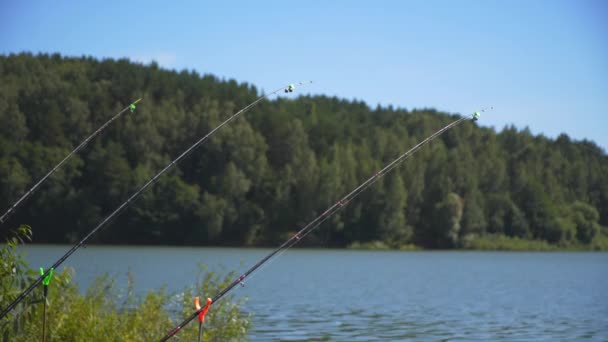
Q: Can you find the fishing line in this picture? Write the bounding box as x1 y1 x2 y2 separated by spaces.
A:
0 82 311 320
0 99 142 225
159 108 490 341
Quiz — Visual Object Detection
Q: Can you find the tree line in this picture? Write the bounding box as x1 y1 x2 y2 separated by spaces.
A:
1 53 606 249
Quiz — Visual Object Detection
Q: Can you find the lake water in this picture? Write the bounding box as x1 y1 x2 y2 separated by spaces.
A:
21 246 608 341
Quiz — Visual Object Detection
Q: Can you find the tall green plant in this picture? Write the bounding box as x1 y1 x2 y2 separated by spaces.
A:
1 225 37 341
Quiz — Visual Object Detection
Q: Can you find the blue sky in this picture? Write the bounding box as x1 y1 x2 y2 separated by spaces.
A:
1 0 607 150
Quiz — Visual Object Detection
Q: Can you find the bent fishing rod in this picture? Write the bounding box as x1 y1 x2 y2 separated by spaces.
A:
0 82 311 320
0 99 142 225
160 108 489 341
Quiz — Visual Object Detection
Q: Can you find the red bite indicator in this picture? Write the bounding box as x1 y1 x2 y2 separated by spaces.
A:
194 297 213 323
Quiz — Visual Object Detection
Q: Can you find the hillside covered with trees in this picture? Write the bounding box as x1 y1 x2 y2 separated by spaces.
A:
1 53 607 249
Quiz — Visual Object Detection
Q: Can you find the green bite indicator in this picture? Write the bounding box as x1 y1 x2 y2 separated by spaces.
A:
40 267 54 286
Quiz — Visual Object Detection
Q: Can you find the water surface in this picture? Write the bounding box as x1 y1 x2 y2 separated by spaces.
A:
22 246 608 341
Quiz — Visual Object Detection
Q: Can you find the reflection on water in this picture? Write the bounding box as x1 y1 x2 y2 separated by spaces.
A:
23 246 608 341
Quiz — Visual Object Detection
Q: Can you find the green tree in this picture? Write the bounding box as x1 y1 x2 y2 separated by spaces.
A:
569 201 602 243
460 189 487 238
429 192 463 248
377 174 411 246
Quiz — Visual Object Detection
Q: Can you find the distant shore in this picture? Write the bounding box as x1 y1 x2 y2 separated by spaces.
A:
348 234 608 251
16 234 608 252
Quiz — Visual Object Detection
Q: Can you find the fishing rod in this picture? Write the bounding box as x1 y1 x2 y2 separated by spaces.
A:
0 99 142 225
0 81 311 320
159 108 489 341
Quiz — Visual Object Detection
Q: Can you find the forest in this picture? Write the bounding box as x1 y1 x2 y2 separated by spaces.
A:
1 53 607 249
